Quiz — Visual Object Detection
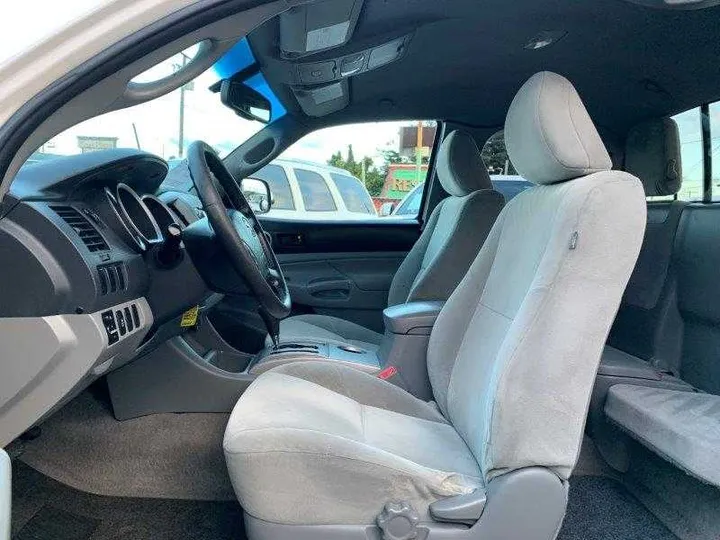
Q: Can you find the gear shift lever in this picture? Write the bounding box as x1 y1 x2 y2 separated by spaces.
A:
259 307 280 349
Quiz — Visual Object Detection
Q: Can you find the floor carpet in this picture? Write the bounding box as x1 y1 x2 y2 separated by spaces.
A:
11 461 679 540
14 389 235 501
11 461 245 540
558 476 680 540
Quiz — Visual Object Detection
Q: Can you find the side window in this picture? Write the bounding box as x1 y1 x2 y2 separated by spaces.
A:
480 131 517 176
329 173 375 214
295 169 336 212
672 107 704 201
252 164 294 210
265 120 437 220
395 186 422 215
480 130 532 203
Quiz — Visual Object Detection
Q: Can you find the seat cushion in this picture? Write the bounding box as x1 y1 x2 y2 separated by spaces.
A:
277 314 383 350
224 361 482 526
605 384 720 486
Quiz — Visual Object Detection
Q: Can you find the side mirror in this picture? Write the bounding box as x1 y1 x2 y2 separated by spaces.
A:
220 80 271 123
379 202 396 217
241 178 272 214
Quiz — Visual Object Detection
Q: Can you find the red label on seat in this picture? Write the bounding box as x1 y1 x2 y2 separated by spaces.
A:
377 366 398 380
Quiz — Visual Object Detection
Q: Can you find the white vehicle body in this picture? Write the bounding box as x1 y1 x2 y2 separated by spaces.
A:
253 157 378 221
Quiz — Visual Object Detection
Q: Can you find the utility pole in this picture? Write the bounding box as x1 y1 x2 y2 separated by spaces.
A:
177 53 190 158
415 120 424 184
132 123 141 150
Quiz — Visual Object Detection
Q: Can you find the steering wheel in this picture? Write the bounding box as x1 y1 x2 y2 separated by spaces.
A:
186 141 291 319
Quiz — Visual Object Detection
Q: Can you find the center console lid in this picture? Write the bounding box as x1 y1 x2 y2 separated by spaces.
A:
383 301 445 336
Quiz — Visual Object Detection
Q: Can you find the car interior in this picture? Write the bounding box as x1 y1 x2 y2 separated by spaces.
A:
1 1 720 539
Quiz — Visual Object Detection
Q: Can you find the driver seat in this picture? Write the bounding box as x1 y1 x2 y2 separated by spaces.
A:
273 129 505 350
224 72 646 540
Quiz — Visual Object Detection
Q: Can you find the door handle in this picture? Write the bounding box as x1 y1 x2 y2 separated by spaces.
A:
306 278 352 299
275 232 304 248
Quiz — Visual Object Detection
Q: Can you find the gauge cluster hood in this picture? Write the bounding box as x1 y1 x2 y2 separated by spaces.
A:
8 149 167 204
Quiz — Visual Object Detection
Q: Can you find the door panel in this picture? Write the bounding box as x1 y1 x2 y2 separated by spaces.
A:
278 252 406 331
260 217 419 330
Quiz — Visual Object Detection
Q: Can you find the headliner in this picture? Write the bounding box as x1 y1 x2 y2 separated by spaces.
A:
249 0 720 137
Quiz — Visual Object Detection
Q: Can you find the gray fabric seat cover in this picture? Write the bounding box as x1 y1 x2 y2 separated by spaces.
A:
224 71 646 526
276 130 505 348
274 314 384 350
225 361 482 525
608 117 687 367
605 384 720 486
603 117 686 367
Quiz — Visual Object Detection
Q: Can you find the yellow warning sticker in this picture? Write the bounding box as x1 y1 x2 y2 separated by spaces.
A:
180 306 200 327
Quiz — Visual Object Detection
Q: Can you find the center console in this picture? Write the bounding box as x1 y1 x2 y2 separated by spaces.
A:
249 342 380 375
248 301 445 400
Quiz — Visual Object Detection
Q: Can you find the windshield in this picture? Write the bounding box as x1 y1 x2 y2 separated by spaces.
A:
24 40 274 169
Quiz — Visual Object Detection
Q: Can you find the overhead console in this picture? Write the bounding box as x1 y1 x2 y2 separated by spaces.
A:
248 0 412 118
291 33 411 87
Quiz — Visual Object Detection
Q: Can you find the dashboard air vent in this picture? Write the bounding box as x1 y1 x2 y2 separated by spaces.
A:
97 263 127 295
51 205 109 252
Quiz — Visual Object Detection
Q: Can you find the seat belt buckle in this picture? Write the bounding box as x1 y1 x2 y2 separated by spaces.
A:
377 366 398 380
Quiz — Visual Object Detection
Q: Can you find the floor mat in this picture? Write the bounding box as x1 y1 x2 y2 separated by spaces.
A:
14 388 234 501
559 476 679 540
11 461 245 540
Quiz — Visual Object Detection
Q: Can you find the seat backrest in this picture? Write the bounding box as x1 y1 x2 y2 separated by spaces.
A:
426 71 646 483
674 204 720 394
608 117 686 365
387 130 505 306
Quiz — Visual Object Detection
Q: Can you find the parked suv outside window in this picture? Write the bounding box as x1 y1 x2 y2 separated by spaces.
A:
250 158 376 220
250 120 439 221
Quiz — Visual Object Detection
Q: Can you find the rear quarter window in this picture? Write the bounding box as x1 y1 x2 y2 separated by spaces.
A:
295 168 337 211
253 164 295 210
329 173 374 214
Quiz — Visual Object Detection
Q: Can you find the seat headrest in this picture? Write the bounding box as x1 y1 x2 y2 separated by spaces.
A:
625 118 682 197
436 130 493 196
505 71 612 185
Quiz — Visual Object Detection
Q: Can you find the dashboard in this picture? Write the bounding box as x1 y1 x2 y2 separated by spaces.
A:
1 149 209 319
0 149 216 445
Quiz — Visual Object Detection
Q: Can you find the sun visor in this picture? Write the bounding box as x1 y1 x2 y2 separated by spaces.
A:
279 0 365 58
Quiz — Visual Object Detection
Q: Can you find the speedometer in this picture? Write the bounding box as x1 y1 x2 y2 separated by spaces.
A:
116 183 162 246
102 187 146 252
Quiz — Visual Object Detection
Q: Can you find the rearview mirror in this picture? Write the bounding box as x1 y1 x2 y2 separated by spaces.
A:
221 80 271 123
379 202 396 217
241 178 272 214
